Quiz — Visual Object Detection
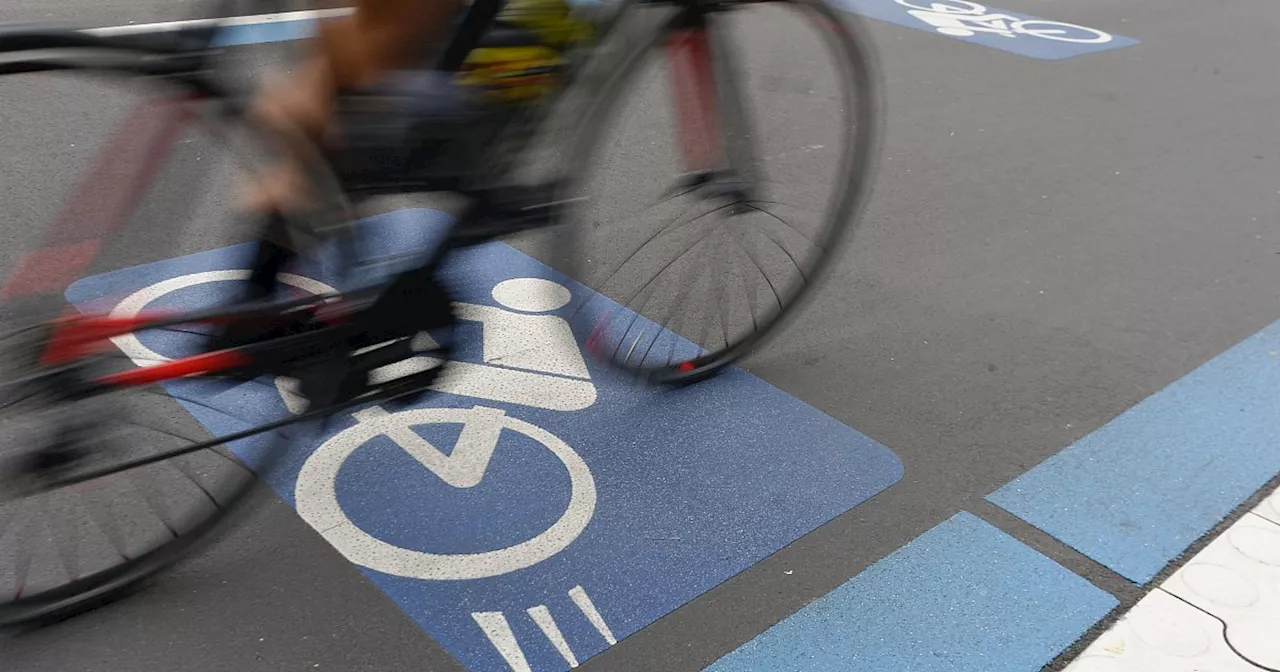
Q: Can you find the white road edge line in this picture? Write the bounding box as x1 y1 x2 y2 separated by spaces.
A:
83 8 353 37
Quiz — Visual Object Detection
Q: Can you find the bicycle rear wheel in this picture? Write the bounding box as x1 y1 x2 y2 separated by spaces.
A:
558 0 880 384
0 35 344 627
0 332 295 627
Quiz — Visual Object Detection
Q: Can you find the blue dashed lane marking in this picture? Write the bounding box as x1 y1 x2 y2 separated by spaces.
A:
705 512 1118 672
989 321 1280 584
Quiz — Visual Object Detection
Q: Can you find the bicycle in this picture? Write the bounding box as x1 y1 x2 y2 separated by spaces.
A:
0 0 878 627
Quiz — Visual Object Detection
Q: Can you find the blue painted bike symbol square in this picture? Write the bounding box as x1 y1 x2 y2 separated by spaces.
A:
834 0 1138 59
66 209 903 671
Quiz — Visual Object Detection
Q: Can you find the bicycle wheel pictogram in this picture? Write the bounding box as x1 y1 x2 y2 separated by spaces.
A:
295 404 597 581
1013 19 1112 44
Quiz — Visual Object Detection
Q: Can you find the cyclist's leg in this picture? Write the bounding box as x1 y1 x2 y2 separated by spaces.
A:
216 0 463 348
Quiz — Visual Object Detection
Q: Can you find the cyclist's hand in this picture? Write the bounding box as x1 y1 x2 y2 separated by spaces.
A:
253 60 338 146
238 61 337 214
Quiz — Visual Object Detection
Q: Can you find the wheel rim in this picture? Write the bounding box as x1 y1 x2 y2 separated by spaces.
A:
558 0 880 383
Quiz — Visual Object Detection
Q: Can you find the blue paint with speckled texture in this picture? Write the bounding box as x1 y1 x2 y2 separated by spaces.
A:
66 209 902 672
989 322 1280 583
706 512 1117 672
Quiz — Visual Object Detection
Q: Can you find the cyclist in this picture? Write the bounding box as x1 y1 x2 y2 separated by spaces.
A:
225 0 591 340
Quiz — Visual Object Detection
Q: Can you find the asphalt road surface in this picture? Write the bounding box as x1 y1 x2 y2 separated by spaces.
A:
1 1 1278 671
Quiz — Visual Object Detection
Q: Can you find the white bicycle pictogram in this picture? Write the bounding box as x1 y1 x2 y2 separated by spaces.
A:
894 0 1113 44
108 271 601 580
295 404 597 581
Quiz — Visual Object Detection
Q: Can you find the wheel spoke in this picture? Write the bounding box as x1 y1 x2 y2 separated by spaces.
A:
169 458 223 510
740 202 812 282
84 492 131 562
586 199 737 298
719 222 785 313
600 230 712 324
633 245 708 367
127 471 178 539
689 274 718 353
0 507 19 544
44 496 81 583
727 232 761 335
9 513 34 600
611 279 661 366
711 232 735 351
577 231 713 364
743 198 821 248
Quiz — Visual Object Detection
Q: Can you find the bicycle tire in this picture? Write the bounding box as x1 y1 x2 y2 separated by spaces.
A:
0 36 345 628
556 0 880 384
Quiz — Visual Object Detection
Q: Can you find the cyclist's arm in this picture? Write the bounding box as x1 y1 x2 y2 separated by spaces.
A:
243 0 463 213
259 0 464 141
319 0 463 91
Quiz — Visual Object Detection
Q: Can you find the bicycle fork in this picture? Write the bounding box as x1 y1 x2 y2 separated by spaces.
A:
663 4 760 202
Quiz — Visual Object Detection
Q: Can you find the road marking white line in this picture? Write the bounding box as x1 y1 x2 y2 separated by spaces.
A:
472 612 533 672
83 8 352 37
569 585 616 645
527 605 580 667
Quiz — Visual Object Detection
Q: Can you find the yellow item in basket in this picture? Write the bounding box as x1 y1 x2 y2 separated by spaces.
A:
458 0 592 103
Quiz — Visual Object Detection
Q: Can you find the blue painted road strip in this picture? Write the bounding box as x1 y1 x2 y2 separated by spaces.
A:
66 209 903 672
988 323 1280 584
706 512 1118 672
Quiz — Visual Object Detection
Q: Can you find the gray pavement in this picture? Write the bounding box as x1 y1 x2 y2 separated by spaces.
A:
1 0 1279 670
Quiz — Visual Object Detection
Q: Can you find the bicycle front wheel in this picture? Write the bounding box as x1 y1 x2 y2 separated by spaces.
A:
557 0 880 384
